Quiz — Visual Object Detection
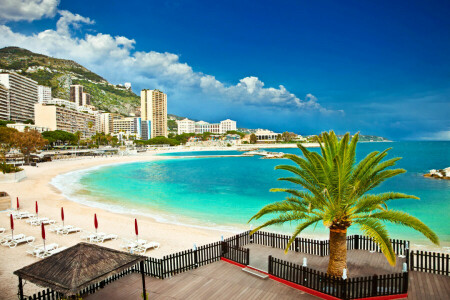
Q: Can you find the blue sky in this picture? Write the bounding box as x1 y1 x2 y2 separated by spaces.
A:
1 0 449 140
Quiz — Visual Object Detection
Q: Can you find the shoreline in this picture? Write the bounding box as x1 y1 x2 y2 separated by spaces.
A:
0 145 447 297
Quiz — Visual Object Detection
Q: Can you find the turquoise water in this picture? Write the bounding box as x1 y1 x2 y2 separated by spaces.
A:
59 142 450 249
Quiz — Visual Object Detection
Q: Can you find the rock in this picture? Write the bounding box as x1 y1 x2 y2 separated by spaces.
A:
423 167 450 180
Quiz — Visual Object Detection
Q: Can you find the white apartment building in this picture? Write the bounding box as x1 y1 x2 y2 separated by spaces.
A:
7 123 50 133
35 103 96 137
44 98 77 110
0 72 38 122
0 84 8 120
38 85 52 103
113 117 141 136
97 112 123 134
141 89 167 138
176 118 195 135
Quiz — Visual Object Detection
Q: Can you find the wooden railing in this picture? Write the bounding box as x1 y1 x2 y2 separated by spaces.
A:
410 250 450 276
222 241 250 266
268 256 408 300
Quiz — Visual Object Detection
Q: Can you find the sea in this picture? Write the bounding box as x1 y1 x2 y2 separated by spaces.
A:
51 141 450 250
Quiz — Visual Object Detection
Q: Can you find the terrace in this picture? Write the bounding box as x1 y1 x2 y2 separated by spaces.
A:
18 231 450 300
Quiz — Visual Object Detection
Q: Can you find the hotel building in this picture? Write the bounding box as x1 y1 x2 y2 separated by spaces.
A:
0 72 38 122
141 89 167 138
177 118 237 135
113 117 141 135
34 103 96 137
38 85 52 103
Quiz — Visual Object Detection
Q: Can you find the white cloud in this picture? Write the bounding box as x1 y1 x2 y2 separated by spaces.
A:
0 10 340 113
0 0 60 22
419 130 450 141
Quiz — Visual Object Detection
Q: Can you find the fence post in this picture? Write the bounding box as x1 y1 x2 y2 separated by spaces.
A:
194 249 198 268
410 251 414 271
221 241 228 257
402 272 408 293
295 238 299 253
341 278 348 300
268 255 272 274
140 261 147 300
355 235 359 250
246 248 250 266
371 274 378 297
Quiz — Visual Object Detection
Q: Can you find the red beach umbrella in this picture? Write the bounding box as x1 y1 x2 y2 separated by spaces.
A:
61 207 65 227
41 222 46 250
135 219 139 241
35 201 38 218
16 197 19 210
10 214 14 238
94 213 98 233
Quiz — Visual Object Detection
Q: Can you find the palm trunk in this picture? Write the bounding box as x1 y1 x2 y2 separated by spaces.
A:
327 228 347 277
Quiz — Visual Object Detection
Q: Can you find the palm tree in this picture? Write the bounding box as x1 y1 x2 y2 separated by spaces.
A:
249 131 439 277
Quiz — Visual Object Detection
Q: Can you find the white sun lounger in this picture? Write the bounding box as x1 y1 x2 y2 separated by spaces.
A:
26 243 59 257
5 235 35 248
62 225 82 235
1 233 25 245
41 246 67 258
95 233 118 243
0 228 5 234
80 232 98 243
10 211 35 219
26 217 56 226
135 242 160 254
120 238 146 252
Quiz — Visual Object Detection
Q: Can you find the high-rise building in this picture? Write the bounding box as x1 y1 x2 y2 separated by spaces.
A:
34 103 96 137
140 89 167 138
0 72 38 122
140 120 151 140
70 85 83 106
82 92 91 106
113 117 142 136
177 118 196 135
0 84 9 121
98 112 122 134
38 85 52 103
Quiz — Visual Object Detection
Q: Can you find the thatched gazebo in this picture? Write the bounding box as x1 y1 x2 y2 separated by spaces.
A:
14 243 148 299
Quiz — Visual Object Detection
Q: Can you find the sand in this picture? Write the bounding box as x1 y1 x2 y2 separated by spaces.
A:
0 149 239 298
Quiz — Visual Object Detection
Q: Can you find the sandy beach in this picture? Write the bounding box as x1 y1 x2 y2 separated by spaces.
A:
0 149 241 299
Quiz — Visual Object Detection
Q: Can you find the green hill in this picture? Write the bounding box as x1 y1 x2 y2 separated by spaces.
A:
0 47 139 115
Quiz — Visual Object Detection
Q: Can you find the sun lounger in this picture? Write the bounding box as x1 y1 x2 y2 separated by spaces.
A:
0 228 5 234
1 233 25 245
26 243 59 257
10 211 35 219
95 233 118 243
26 217 56 226
41 246 67 258
6 235 35 248
80 232 98 243
62 225 82 235
49 224 65 234
135 242 160 254
120 238 146 252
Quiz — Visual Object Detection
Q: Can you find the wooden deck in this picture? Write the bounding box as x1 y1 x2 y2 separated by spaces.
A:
245 244 405 277
86 261 319 300
84 259 450 300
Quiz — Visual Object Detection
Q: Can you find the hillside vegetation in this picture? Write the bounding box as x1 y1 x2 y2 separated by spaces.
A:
0 47 139 115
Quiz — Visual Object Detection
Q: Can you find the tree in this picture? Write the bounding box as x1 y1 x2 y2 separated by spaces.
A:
276 134 282 143
249 131 439 277
249 133 257 144
0 127 18 161
42 130 76 146
281 131 296 142
74 131 82 144
14 128 48 163
226 130 245 139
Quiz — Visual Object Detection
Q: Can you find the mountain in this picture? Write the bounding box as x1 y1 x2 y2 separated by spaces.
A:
0 47 139 115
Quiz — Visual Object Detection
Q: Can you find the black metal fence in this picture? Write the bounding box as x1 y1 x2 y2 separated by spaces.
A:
347 235 409 256
268 255 408 300
410 250 450 276
222 241 250 266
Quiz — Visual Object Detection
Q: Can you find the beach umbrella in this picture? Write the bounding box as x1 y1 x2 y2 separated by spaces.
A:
41 222 46 250
61 207 65 227
16 197 19 210
135 219 138 241
94 213 98 233
10 214 14 239
35 201 38 218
